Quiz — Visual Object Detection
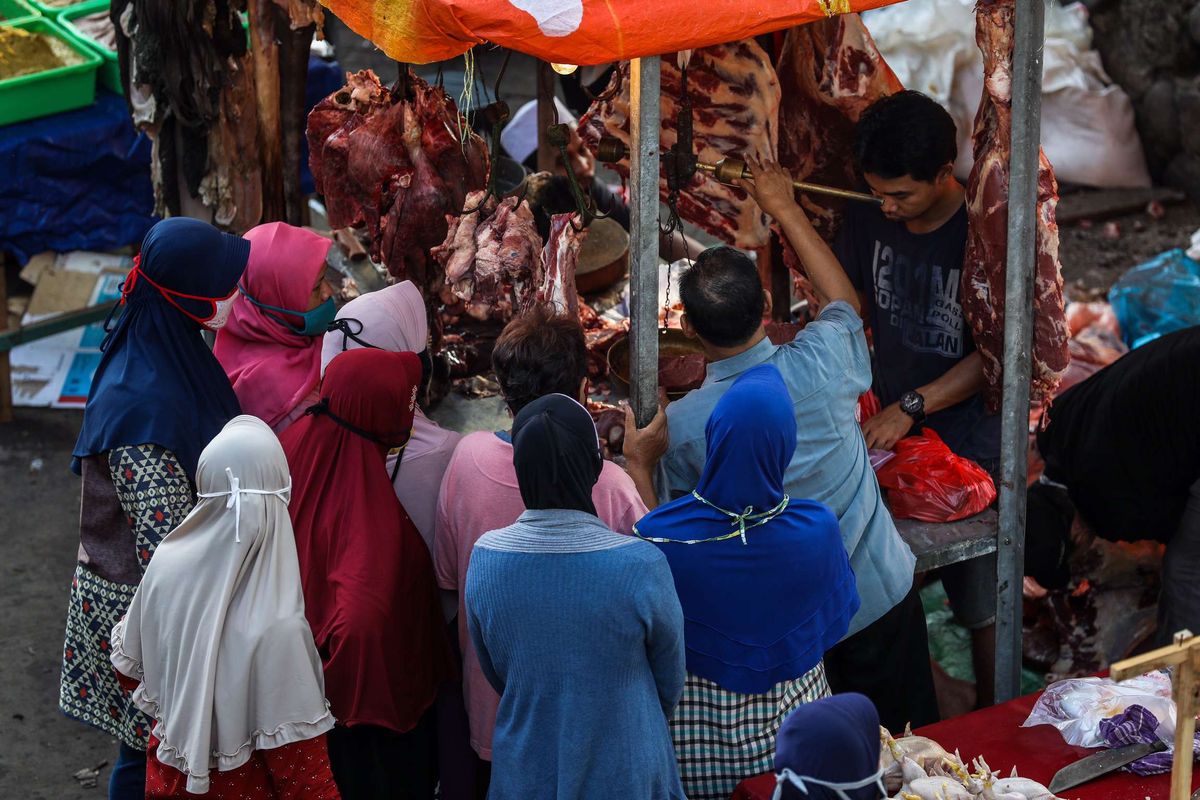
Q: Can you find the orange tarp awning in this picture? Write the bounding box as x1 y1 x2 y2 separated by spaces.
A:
320 0 902 65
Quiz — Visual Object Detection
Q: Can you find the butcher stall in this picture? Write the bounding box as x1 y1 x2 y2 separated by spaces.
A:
314 0 1056 708
4 0 1057 720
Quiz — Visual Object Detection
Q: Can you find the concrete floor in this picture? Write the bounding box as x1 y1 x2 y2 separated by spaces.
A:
0 408 113 799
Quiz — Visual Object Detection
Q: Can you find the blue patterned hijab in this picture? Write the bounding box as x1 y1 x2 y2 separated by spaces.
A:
634 364 859 693
72 218 248 478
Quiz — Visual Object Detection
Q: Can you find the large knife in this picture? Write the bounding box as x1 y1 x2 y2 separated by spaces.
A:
1048 740 1168 793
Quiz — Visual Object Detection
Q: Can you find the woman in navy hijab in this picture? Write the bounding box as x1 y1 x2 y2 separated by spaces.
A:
772 693 885 800
63 218 248 800
635 363 861 800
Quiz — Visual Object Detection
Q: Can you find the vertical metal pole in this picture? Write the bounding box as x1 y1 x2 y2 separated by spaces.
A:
536 62 556 174
995 0 1045 704
629 57 661 427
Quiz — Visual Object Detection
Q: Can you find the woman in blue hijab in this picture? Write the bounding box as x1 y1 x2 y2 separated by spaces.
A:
63 218 249 800
634 363 860 800
772 693 885 800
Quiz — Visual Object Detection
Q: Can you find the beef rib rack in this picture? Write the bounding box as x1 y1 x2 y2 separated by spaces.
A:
579 41 780 249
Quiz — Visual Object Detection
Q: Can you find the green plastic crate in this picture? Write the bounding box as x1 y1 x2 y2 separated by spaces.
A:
0 17 100 126
57 0 117 94
0 0 38 24
27 0 85 16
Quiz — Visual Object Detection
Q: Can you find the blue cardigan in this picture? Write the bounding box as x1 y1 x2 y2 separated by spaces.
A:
466 509 686 800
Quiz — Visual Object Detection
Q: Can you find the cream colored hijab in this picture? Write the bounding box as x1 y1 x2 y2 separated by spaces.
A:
111 415 334 794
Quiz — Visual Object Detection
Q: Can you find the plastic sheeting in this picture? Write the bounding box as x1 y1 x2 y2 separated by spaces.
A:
863 0 1151 189
1108 249 1200 349
0 91 155 266
318 0 901 65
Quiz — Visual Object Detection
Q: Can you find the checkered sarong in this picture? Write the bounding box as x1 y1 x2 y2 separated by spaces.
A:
670 662 830 800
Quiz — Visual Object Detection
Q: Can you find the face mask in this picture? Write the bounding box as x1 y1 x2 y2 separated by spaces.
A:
119 258 235 328
239 284 337 337
204 293 237 331
770 767 887 800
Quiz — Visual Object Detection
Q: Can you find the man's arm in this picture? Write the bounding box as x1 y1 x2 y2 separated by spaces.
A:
622 401 668 511
862 351 987 450
734 159 860 314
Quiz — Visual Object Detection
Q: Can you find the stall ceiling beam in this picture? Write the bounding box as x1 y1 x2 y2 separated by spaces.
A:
628 57 661 428
995 0 1045 704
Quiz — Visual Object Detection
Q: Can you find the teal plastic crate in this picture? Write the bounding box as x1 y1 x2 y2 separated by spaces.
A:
0 0 37 24
57 0 117 95
0 17 100 126
27 0 86 16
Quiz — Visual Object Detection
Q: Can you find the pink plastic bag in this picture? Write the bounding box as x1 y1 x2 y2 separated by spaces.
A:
875 429 997 522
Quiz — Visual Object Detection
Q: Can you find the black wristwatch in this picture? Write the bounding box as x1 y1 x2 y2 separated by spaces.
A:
899 391 927 426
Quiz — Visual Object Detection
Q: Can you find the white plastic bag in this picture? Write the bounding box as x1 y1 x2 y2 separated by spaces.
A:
1022 672 1177 748
862 0 1151 189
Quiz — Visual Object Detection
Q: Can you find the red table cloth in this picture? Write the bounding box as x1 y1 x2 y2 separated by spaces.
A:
733 689 1196 799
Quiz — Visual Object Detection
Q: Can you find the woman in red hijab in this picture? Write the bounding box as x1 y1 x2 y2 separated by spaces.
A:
215 222 337 433
280 348 453 800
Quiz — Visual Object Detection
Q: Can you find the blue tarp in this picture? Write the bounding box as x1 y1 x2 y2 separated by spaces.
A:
0 90 155 265
1108 249 1200 349
1 56 342 265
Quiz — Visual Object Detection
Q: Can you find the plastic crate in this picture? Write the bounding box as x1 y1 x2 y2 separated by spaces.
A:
26 0 85 15
57 0 117 94
0 0 37 24
0 17 100 126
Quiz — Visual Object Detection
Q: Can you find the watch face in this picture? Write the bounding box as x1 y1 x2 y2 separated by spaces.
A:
901 392 923 415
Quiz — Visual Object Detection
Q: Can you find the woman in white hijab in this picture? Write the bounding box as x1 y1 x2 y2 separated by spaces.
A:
110 415 340 799
319 281 461 550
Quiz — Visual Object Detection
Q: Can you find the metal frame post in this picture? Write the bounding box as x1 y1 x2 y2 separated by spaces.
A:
995 0 1045 703
629 57 661 427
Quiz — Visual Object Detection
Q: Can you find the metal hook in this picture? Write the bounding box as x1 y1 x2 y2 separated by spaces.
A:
493 49 513 103
454 100 513 217
545 123 609 231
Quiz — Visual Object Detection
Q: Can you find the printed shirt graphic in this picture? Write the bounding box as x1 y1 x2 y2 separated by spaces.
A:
836 201 1000 462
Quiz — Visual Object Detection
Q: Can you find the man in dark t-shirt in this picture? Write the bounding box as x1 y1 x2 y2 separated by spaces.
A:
1028 326 1200 645
833 90 1000 707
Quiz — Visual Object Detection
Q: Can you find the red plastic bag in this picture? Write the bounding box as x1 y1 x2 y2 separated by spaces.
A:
875 430 997 522
856 389 881 425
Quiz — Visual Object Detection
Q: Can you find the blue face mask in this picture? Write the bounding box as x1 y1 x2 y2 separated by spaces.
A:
239 284 337 336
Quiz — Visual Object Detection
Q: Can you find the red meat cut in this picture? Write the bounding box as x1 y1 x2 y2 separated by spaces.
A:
306 69 489 292
579 42 780 249
659 353 708 392
963 0 1069 412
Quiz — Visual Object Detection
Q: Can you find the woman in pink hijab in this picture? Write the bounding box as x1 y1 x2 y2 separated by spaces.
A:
215 223 336 433
319 281 461 550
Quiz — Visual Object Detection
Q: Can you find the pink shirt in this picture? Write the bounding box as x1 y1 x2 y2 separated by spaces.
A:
433 431 648 759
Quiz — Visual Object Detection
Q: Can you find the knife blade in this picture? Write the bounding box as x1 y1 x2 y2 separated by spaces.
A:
1048 740 1168 793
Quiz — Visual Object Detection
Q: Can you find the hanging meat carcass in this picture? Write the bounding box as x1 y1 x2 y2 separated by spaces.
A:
306 69 489 292
775 14 904 243
964 0 1069 411
434 193 544 325
578 41 781 249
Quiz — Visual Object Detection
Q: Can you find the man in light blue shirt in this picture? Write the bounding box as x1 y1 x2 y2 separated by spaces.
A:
655 159 937 729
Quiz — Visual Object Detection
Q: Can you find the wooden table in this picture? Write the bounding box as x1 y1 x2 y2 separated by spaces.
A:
732 687 1192 800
